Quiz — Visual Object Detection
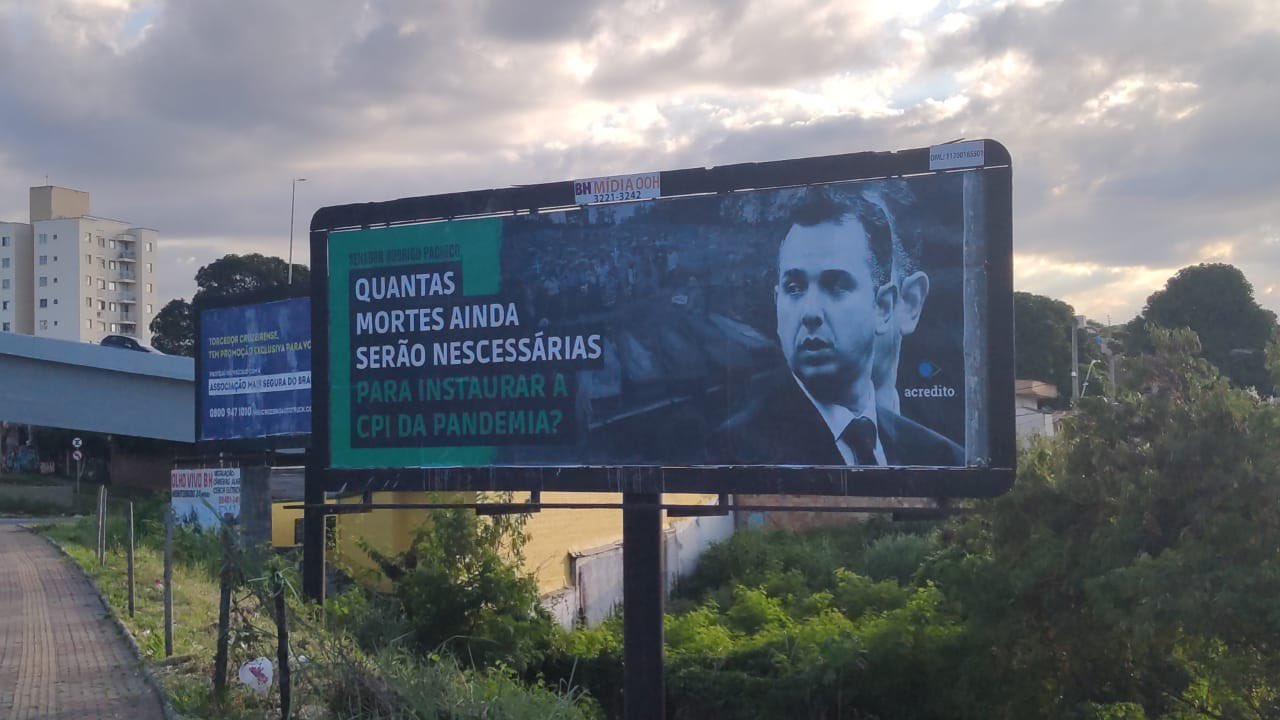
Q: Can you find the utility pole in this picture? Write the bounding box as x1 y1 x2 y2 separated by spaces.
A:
1072 314 1084 404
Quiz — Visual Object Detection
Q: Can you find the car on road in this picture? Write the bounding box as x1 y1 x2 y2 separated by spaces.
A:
100 334 162 353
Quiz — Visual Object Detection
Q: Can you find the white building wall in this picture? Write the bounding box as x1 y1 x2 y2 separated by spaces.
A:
1015 396 1060 442
28 215 157 344
541 512 736 630
31 219 82 341
0 222 34 334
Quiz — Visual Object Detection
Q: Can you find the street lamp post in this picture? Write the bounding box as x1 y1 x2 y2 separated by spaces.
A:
1071 314 1085 404
289 178 307 285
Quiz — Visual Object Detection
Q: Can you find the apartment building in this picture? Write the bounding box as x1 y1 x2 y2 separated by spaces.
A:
0 221 35 334
0 186 159 344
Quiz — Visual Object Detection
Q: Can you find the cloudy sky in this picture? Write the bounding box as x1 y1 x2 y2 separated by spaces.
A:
0 0 1276 323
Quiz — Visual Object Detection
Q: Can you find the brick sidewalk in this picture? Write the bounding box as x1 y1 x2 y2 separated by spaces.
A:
0 525 165 719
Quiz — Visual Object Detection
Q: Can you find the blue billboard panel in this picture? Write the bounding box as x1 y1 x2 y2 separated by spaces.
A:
199 296 311 442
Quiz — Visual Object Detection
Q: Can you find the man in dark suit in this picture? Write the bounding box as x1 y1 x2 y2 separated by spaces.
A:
715 190 962 467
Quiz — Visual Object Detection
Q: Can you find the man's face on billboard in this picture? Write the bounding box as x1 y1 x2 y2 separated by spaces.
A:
776 219 894 403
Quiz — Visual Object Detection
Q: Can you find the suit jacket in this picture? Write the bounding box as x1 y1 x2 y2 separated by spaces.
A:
711 373 964 467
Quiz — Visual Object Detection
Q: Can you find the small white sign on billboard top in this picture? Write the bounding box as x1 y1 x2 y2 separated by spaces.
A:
929 140 986 171
573 171 661 205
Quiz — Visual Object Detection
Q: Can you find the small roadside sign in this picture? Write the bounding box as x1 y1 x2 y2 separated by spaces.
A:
73 450 83 462
73 437 83 449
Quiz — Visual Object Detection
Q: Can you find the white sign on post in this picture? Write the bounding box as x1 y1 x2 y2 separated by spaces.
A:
170 468 241 530
72 437 83 449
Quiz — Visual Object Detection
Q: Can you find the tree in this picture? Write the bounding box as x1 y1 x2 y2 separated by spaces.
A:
365 508 553 672
149 298 194 356
147 254 308 356
192 253 308 305
1014 291 1102 406
1128 263 1278 393
933 326 1280 719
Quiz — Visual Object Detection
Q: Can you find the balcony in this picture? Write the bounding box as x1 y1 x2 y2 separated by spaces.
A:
117 292 138 303
117 271 137 283
117 250 137 262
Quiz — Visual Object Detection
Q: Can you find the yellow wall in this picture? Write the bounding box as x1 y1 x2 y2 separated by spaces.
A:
270 491 714 594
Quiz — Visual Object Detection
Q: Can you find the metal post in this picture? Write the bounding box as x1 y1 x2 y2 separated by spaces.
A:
97 486 106 565
302 462 326 603
163 504 174 657
288 177 306 285
622 491 665 720
127 502 135 618
1071 315 1083 404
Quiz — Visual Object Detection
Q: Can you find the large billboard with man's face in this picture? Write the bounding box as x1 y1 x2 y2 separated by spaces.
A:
313 143 1013 496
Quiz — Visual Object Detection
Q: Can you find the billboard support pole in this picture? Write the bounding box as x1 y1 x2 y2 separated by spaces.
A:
302 461 326 603
622 490 665 720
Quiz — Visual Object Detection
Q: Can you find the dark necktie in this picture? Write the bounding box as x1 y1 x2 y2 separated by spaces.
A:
841 416 880 466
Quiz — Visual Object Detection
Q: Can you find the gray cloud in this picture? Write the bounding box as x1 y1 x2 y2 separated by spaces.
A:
0 0 1277 323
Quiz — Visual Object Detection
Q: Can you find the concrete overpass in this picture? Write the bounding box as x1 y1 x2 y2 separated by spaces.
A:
0 333 194 442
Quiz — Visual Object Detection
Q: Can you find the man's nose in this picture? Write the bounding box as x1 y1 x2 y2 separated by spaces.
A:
800 292 823 330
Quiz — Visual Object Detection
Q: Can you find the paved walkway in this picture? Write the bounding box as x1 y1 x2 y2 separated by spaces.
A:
0 525 165 719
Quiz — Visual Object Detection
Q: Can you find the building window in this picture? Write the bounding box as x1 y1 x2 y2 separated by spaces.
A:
39 320 47 330
110 323 118 332
86 275 92 286
1 236 9 247
86 319 93 329
38 255 47 265
38 276 47 287
108 281 116 291
52 234 58 240
38 234 47 244
146 283 153 293
99 300 106 311
85 233 91 243
98 279 105 289
146 303 153 314
2 323 9 332
86 253 92 263
109 239 117 249
109 302 116 311
39 299 47 308
146 263 153 272
2 301 8 310
146 242 153 252
99 321 106 331
0 258 8 269
109 260 116 270
98 237 105 247
85 297 92 308
1 279 8 289
99 259 106 269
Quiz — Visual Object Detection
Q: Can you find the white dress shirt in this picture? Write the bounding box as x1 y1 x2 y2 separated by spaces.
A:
792 375 886 465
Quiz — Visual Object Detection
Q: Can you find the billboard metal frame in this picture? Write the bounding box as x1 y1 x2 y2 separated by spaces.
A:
193 284 313 454
308 141 1014 498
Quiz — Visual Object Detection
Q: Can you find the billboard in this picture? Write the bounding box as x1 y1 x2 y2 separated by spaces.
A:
171 467 240 529
197 294 312 446
312 142 1013 497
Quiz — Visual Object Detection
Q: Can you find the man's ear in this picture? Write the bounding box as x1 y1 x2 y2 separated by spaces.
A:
898 271 930 335
874 282 898 335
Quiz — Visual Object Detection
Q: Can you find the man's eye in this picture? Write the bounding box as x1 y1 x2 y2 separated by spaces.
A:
783 281 804 295
820 271 855 294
